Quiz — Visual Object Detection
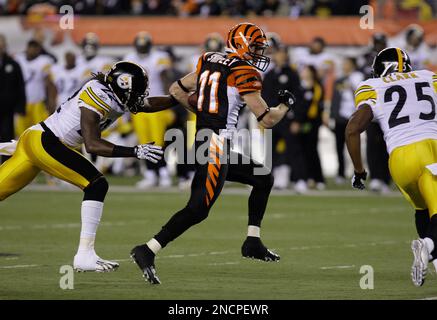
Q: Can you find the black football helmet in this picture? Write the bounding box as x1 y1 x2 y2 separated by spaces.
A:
81 32 99 59
204 33 225 52
134 32 152 55
105 61 149 114
371 47 412 78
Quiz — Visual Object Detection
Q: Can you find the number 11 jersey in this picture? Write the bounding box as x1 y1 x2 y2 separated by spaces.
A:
355 70 437 154
194 52 263 137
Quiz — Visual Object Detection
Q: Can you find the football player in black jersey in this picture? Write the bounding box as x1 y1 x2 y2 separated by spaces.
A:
131 23 296 284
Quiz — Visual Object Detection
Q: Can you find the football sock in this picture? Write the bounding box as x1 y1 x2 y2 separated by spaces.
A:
247 178 273 227
147 238 162 255
247 225 260 238
415 209 430 239
77 200 103 252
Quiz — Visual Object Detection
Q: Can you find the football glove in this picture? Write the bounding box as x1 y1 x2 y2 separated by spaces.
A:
278 89 296 110
134 143 164 163
351 170 367 190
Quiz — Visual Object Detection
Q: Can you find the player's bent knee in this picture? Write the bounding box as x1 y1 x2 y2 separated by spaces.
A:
83 176 109 202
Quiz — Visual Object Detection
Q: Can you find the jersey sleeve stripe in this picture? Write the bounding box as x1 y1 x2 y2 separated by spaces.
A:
355 89 377 107
87 88 111 112
232 66 257 71
234 72 254 81
79 91 108 116
237 77 259 86
354 85 373 95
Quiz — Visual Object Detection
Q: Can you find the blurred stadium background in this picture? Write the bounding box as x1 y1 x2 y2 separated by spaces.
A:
2 0 437 299
2 0 437 191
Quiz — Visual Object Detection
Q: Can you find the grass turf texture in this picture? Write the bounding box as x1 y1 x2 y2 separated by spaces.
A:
1 187 437 300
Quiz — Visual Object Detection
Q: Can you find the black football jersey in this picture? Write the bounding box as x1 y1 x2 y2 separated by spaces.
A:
194 52 262 133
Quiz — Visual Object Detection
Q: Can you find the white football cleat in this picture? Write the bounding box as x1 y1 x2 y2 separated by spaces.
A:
73 251 119 272
411 239 429 287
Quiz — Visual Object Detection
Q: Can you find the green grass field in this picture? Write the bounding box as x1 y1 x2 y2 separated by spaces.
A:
1 185 437 300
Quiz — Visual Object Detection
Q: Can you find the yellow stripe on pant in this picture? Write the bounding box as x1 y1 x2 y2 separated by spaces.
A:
389 139 437 216
0 129 101 201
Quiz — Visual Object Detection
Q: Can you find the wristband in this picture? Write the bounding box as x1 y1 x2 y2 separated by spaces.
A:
177 80 190 93
112 145 136 157
257 108 270 122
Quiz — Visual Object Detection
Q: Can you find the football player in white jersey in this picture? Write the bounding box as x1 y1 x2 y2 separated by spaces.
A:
0 61 179 272
14 40 57 136
78 33 114 81
51 51 86 106
346 47 437 287
124 32 175 188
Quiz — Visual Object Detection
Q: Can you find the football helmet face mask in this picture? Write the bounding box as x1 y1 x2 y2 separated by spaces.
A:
204 33 225 52
105 61 149 114
226 22 270 72
371 47 412 78
81 33 99 59
134 32 152 55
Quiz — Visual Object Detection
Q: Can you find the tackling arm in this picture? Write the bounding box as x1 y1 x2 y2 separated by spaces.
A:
140 95 179 113
80 108 164 161
80 108 120 157
345 104 373 174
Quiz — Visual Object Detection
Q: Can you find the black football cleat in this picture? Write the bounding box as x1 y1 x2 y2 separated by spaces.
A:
241 236 280 262
130 244 161 285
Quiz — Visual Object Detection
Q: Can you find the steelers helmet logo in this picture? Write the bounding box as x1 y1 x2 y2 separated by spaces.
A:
117 74 132 90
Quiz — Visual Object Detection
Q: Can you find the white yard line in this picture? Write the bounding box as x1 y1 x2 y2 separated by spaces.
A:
208 262 240 266
320 265 355 270
0 264 40 269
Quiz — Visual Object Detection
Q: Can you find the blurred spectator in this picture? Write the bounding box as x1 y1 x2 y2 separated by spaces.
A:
264 32 282 74
295 65 325 189
0 34 26 163
14 40 57 136
330 57 364 183
400 24 432 70
199 0 222 16
143 0 174 15
293 37 334 81
262 45 303 190
358 33 391 193
51 51 86 106
0 0 375 16
188 33 225 73
257 0 280 16
77 33 114 80
161 46 195 189
32 28 57 63
359 32 387 78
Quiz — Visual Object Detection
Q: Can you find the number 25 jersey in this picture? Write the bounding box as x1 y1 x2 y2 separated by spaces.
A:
355 70 437 154
195 52 262 135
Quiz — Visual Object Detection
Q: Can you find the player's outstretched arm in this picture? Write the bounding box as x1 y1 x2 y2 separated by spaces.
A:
345 104 373 189
243 90 295 129
80 108 163 161
139 95 179 113
169 72 198 113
